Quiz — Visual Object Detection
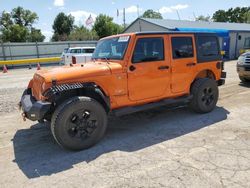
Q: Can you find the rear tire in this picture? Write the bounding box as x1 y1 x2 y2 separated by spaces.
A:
51 96 107 151
189 78 218 113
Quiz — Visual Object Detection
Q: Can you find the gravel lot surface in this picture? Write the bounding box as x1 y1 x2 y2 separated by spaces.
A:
0 61 250 188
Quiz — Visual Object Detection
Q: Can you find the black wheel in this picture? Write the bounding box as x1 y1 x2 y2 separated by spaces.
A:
51 96 107 151
239 76 250 83
189 78 219 113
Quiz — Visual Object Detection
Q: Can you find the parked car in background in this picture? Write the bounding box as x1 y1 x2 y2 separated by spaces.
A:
237 52 250 82
61 47 95 65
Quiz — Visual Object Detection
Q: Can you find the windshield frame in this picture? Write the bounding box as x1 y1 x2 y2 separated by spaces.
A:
92 36 131 61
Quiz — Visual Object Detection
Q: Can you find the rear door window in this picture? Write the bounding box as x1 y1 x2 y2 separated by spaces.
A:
196 35 221 63
171 37 194 59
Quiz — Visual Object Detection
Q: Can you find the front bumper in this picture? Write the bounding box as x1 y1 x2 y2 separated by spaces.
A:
237 64 250 77
20 89 51 121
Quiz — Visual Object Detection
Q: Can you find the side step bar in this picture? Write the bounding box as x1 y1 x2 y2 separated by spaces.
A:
113 95 193 117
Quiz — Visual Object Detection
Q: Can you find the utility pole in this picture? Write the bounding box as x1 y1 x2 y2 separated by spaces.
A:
176 10 181 20
123 8 126 29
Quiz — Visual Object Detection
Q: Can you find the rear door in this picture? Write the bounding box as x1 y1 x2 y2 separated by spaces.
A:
127 35 171 101
170 35 197 93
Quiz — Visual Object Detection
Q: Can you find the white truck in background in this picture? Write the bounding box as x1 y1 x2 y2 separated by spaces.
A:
61 47 95 65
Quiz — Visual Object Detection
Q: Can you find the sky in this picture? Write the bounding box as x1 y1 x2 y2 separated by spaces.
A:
0 0 249 41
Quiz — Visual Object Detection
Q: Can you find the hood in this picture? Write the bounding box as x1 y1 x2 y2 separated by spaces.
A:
35 61 112 83
242 51 250 56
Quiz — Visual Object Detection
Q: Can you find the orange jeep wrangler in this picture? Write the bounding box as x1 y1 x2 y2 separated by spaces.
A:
20 32 226 150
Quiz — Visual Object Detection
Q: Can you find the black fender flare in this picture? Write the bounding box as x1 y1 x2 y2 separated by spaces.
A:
43 82 110 111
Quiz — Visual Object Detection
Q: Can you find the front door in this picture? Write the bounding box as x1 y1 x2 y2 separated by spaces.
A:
170 35 197 93
127 36 170 101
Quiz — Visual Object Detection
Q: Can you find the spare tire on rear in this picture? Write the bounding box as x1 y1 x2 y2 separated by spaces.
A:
51 96 107 151
189 78 219 113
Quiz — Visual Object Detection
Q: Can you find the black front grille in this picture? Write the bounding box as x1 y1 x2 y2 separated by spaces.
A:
245 56 250 63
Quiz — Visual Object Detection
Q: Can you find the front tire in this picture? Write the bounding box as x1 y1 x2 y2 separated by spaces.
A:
51 96 107 151
189 78 219 113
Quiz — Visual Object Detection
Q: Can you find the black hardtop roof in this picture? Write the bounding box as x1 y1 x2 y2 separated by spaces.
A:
135 31 219 36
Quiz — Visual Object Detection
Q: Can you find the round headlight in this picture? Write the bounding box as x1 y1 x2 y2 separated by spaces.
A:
237 56 245 65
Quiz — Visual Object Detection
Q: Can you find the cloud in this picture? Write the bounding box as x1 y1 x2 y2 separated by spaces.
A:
159 7 173 14
120 5 142 14
54 0 64 7
159 4 189 14
69 10 97 24
171 4 189 10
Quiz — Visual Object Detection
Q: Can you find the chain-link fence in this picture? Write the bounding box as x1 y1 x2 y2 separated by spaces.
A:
0 41 98 61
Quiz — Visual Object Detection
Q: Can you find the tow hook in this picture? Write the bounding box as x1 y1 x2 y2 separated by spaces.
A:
22 112 26 121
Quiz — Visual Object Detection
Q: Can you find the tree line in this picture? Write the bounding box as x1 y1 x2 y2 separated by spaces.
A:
51 13 123 41
0 7 45 42
196 7 250 22
0 6 249 43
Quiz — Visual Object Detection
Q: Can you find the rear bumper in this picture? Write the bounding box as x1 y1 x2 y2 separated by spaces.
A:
20 89 51 121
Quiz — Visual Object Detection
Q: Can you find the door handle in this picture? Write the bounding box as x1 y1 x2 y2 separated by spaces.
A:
186 62 196 67
158 65 169 70
129 65 136 71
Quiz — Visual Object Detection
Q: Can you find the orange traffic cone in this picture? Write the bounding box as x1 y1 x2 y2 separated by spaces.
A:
2 65 8 73
37 63 41 70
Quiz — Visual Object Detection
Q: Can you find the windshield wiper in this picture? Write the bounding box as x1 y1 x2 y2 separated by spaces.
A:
92 57 110 64
104 57 110 64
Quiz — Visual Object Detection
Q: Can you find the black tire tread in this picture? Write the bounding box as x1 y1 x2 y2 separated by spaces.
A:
189 78 218 113
51 96 107 150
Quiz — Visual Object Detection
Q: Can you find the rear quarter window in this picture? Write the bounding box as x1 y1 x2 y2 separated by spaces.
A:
196 35 221 63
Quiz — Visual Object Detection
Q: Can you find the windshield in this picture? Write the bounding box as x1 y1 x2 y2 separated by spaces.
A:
92 36 130 60
244 37 250 48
